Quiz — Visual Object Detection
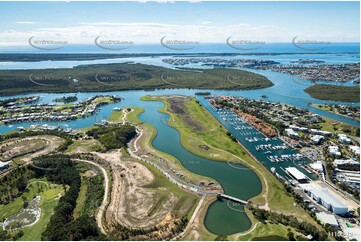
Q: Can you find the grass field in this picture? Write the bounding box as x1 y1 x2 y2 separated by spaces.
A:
318 116 359 137
236 213 301 241
108 110 124 123
0 178 66 241
65 139 103 153
77 126 97 133
73 176 89 219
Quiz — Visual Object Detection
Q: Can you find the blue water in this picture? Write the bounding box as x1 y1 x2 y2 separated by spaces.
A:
0 52 359 70
0 64 359 135
138 101 262 234
0 47 359 235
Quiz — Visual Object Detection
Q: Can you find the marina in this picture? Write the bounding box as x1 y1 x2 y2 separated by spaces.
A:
208 106 318 180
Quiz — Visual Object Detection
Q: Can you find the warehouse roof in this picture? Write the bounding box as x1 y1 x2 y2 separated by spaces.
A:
316 212 338 227
311 188 348 209
285 167 307 181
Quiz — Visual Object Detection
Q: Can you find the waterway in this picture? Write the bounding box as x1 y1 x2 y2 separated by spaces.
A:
138 100 262 235
0 55 359 235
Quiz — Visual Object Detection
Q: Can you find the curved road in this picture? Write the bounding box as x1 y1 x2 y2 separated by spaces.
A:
73 158 109 235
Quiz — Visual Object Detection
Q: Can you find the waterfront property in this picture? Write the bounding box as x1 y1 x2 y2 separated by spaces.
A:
0 95 121 126
285 167 308 183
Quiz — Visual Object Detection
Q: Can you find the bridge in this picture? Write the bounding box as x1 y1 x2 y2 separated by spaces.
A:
220 194 248 204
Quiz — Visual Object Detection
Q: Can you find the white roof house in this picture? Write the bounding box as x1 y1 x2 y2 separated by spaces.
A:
338 134 351 144
310 161 323 172
334 159 359 167
316 212 339 227
310 135 324 145
285 128 299 138
328 146 341 157
349 145 360 157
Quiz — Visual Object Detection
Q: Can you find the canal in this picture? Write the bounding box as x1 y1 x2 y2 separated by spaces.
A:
137 99 262 235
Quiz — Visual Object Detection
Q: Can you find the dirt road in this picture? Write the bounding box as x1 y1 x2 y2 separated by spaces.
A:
73 159 109 235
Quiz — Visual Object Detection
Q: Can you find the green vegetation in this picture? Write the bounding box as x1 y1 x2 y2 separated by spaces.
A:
108 110 124 123
311 104 360 121
0 130 70 152
140 157 199 219
248 206 329 241
86 124 136 150
73 163 104 219
0 167 35 204
305 84 360 102
0 138 48 162
0 63 272 95
318 116 360 137
54 95 78 103
0 172 65 241
65 139 103 153
18 180 66 241
141 95 320 231
30 154 105 241
252 235 288 241
238 223 291 241
125 107 144 124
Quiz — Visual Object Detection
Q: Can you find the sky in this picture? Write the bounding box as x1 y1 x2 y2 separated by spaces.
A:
0 1 359 46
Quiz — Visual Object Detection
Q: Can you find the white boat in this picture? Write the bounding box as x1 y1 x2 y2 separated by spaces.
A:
271 167 276 173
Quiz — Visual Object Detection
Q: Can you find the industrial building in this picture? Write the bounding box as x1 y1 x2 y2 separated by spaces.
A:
316 212 339 227
299 183 348 215
285 167 308 183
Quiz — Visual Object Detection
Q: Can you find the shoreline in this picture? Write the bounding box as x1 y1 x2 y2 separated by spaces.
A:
140 95 264 235
0 51 359 62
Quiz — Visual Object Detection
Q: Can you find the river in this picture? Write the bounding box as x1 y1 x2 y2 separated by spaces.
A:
0 55 359 235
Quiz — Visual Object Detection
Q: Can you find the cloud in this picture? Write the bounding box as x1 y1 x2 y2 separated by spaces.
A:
0 22 358 46
15 21 36 24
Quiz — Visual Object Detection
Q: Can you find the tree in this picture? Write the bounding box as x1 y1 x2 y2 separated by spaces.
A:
287 231 295 241
21 196 28 208
215 235 228 241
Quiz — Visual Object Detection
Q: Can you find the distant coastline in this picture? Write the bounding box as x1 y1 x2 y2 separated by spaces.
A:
0 51 359 62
